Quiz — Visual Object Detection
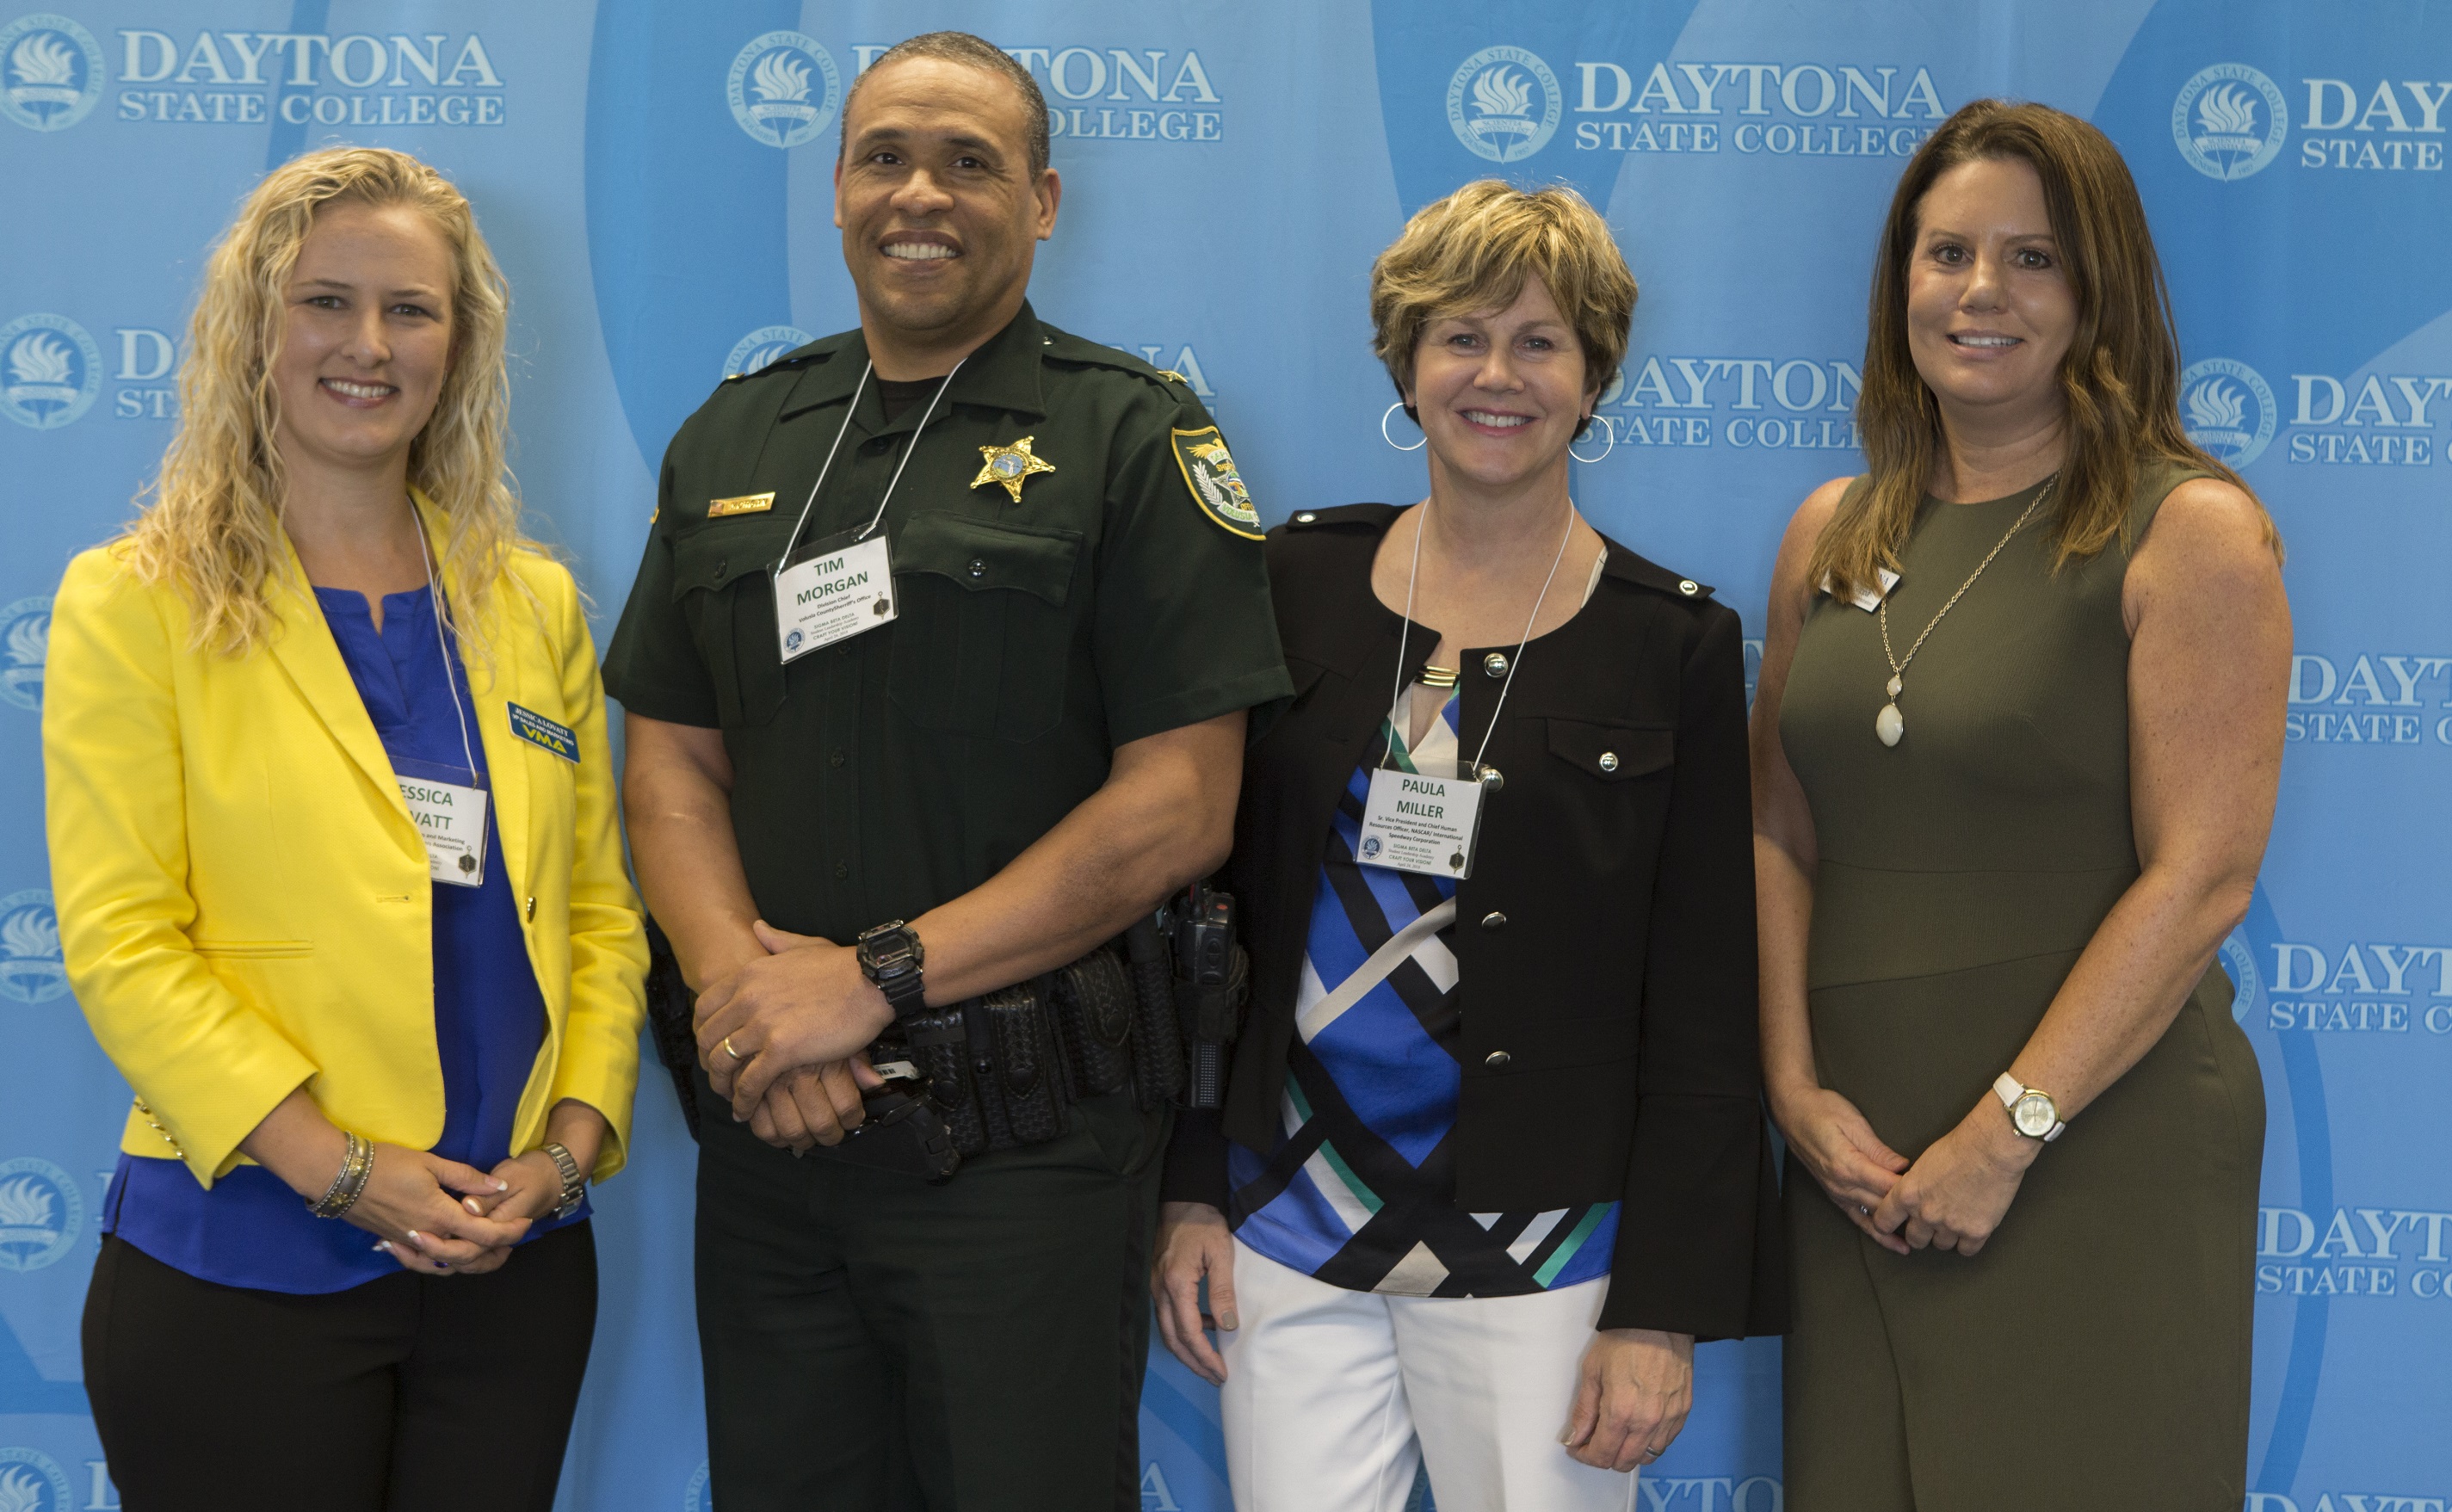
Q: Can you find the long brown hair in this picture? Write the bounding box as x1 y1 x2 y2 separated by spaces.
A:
1813 99 2277 599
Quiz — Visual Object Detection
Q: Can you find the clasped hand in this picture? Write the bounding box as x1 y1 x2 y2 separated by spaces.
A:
1782 1086 2040 1256
352 1144 566 1276
694 921 890 1152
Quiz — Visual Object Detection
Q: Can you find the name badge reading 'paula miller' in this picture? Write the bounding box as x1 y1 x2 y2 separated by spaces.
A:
774 528 896 663
1356 767 1485 880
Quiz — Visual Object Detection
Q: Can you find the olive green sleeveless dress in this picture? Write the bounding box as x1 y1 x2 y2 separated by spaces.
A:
1777 462 2264 1509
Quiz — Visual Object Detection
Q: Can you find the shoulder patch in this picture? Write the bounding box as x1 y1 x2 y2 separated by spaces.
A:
1170 427 1263 539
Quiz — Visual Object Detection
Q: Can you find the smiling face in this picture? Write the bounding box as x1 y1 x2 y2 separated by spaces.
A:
1405 275 1594 494
834 56 1059 364
1905 156 2078 425
268 200 456 481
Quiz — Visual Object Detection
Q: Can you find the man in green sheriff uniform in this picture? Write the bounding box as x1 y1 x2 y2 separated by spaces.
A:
602 29 1288 1512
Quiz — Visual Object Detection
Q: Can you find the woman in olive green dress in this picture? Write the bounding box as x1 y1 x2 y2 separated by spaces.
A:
1750 100 2290 1508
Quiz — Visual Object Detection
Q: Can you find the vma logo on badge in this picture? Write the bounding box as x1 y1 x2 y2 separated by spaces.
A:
2181 358 2276 466
0 14 101 132
0 1450 71 1512
1449 46 1560 163
726 325 812 380
2173 64 2288 181
0 890 65 1004
0 597 46 713
0 314 100 429
729 31 839 149
0 1159 83 1272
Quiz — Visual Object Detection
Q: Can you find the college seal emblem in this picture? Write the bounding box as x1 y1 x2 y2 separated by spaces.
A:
2172 64 2288 182
1447 46 1561 164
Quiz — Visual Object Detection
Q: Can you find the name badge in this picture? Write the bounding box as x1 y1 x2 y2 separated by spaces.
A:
396 762 489 888
1819 567 1901 613
774 528 896 664
1356 767 1485 879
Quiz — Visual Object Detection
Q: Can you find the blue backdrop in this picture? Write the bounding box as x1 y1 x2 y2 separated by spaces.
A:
4 3 2448 1509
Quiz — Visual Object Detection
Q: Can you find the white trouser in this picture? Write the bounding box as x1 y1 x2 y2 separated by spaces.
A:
1218 1237 1639 1512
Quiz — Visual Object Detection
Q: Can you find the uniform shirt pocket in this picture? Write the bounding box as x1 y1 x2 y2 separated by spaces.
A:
669 519 798 728
887 512 1084 742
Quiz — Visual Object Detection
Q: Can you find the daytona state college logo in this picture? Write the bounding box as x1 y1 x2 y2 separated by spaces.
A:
0 889 65 1004
2180 358 2276 467
2172 64 2288 181
0 13 102 132
1448 46 1560 164
0 1157 82 1272
725 325 813 380
0 313 101 429
0 596 46 712
727 31 840 148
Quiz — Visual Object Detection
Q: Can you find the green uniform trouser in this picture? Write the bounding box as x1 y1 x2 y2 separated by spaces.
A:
693 1068 1164 1511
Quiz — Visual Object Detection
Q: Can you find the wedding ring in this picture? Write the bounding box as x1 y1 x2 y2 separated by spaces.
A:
721 1034 744 1061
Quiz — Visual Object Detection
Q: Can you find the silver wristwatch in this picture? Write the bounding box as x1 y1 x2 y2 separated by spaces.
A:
1992 1073 2066 1143
540 1140 586 1219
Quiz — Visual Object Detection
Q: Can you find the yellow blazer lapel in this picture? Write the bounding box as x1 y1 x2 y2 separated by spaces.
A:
265 541 414 836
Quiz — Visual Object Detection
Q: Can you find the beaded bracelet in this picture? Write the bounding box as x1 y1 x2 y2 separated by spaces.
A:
307 1132 374 1219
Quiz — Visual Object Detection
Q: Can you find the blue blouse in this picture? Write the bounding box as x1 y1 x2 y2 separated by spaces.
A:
102 584 584 1293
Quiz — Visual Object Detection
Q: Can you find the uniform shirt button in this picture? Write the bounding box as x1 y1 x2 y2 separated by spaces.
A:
1480 910 1506 930
830 750 847 768
968 558 987 577
1598 751 1620 772
1678 578 1700 596
1484 1050 1511 1069
1478 766 1504 792
1482 651 1510 678
833 861 849 879
713 558 728 582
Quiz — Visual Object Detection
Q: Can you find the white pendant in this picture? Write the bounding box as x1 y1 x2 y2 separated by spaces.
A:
1886 675 1903 698
1875 702 1905 746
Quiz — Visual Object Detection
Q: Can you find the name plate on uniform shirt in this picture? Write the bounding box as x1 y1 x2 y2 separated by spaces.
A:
1357 768 1485 880
775 529 896 664
396 762 488 888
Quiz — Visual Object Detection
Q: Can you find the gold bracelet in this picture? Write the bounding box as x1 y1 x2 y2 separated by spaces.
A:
307 1132 374 1219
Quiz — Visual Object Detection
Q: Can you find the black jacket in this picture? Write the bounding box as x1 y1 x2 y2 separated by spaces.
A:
1164 503 1786 1338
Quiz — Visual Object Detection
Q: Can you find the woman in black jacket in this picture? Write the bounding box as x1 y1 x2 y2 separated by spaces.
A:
1152 181 1782 1510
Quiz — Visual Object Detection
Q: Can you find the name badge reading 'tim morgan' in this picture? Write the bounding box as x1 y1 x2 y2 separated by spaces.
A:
775 529 896 663
1356 767 1485 880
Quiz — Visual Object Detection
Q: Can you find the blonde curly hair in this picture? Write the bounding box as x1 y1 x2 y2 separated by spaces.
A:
120 146 527 655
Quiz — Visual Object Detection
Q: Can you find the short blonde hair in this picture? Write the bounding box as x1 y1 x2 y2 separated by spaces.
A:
121 147 525 656
1369 181 1637 424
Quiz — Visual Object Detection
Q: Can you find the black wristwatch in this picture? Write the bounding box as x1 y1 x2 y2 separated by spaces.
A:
855 920 928 1019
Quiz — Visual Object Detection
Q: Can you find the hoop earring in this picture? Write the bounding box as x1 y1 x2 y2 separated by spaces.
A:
1569 416 1616 465
1380 401 1427 452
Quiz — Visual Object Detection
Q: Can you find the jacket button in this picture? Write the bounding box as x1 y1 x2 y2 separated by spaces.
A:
1598 751 1619 772
1482 651 1510 678
968 558 987 577
1678 578 1700 596
1480 910 1506 930
1478 766 1503 792
1485 1050 1511 1068
524 896 536 922
713 558 728 582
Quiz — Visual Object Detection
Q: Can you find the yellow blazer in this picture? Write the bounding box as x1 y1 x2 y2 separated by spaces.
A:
44 500 646 1188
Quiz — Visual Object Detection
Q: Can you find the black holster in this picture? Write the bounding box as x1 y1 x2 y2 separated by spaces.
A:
642 918 702 1140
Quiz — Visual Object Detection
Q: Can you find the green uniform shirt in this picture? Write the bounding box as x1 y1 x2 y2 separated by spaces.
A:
602 303 1290 944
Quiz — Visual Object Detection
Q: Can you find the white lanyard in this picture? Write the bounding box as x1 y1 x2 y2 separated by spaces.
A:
401 510 490 888
771 361 964 663
1355 499 1576 879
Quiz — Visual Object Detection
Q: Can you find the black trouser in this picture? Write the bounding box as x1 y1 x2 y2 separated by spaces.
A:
83 1221 596 1512
695 1068 1165 1511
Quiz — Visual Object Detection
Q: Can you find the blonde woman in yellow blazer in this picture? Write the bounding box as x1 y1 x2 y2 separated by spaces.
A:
43 149 644 1512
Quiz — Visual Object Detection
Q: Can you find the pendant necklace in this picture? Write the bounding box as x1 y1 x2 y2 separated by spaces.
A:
1873 473 2057 748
